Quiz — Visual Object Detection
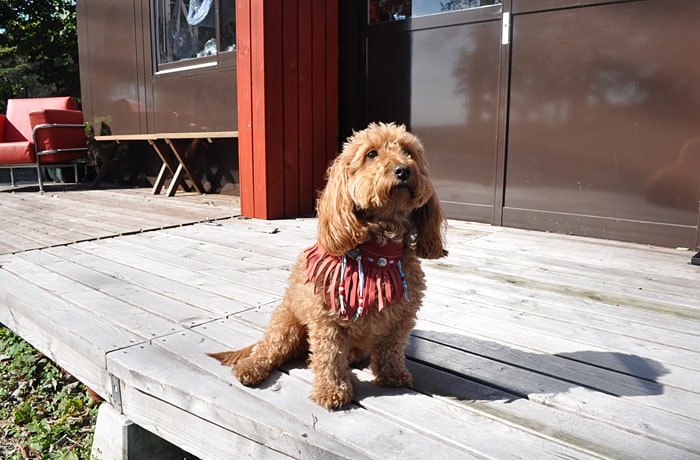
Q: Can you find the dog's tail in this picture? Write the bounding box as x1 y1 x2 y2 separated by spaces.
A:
207 346 254 367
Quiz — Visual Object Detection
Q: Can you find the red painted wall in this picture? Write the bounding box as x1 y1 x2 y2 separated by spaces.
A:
237 0 339 219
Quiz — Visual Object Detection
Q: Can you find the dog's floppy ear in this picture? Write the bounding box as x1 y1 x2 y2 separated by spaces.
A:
412 192 448 259
316 158 367 255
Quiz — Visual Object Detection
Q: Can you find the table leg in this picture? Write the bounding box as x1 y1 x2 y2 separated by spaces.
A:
148 139 192 195
165 138 205 196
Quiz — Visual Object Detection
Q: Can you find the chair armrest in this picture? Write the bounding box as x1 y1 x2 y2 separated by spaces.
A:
0 114 6 140
29 109 86 152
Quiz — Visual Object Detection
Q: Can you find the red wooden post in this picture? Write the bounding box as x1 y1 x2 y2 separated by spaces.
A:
236 0 339 219
236 0 254 217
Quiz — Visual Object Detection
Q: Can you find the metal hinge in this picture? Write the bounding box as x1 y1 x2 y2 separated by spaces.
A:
110 374 123 412
501 12 511 46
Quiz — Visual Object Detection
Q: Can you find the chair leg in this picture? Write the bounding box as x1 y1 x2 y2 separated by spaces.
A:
36 163 44 193
10 168 15 187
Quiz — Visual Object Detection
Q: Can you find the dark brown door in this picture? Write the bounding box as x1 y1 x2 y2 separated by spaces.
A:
505 0 700 247
346 0 700 248
355 2 505 223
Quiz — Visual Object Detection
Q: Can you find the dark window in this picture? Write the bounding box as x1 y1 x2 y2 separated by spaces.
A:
154 0 235 70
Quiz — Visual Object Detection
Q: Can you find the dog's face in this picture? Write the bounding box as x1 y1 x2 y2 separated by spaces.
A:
317 123 447 259
341 123 434 216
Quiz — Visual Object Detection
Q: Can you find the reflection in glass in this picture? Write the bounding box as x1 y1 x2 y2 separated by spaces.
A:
369 0 501 24
369 0 411 23
410 23 501 213
155 0 235 65
219 1 236 53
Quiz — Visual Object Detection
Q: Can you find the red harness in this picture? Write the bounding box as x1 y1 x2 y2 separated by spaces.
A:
304 238 408 321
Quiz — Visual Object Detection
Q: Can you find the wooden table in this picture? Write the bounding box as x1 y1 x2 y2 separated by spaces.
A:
93 131 238 196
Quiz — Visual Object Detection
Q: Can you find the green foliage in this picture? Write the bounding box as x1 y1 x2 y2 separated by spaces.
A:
0 326 98 459
0 0 80 112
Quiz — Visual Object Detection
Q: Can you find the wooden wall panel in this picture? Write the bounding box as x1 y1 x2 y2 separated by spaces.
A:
283 2 301 216
250 0 269 218
236 0 254 216
260 1 284 219
310 0 328 218
297 0 315 216
237 0 339 219
325 0 339 172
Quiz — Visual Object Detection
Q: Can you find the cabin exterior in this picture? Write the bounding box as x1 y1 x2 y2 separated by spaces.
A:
76 0 700 249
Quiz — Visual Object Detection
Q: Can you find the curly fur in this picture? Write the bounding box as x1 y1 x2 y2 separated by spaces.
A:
209 122 447 409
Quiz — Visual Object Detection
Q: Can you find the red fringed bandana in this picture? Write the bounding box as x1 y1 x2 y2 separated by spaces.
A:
305 238 409 321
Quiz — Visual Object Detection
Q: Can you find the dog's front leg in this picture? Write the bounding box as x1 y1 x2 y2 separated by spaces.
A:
369 312 415 388
307 324 353 409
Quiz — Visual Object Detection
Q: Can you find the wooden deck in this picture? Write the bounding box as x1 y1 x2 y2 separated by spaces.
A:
0 183 241 254
0 186 698 459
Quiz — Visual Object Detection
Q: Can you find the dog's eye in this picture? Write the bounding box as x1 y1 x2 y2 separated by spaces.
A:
367 150 378 159
402 149 412 158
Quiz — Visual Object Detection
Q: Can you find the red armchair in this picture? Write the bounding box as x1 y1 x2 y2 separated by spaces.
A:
0 97 88 192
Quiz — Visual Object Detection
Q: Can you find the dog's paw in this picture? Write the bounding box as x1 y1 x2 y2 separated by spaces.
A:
310 380 353 410
233 358 271 386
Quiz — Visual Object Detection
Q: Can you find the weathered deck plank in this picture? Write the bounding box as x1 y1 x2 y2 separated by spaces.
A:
0 185 241 254
200 319 602 459
405 360 692 459
147 327 490 459
1 186 699 459
0 268 144 398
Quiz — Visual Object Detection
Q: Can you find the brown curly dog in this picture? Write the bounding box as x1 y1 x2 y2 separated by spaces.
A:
209 122 447 409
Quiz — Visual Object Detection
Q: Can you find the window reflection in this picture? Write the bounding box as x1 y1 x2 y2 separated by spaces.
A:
155 0 235 66
369 0 411 23
369 0 501 24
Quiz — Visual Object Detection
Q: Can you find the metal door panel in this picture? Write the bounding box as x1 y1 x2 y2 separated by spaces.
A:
505 0 700 246
365 6 503 221
410 21 502 220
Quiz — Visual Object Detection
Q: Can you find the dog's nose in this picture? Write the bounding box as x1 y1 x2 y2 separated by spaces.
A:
393 164 411 182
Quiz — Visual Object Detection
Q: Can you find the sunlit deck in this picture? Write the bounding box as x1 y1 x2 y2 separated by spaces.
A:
0 184 698 459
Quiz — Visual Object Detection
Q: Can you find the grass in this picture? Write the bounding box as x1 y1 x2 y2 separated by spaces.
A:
0 325 98 459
